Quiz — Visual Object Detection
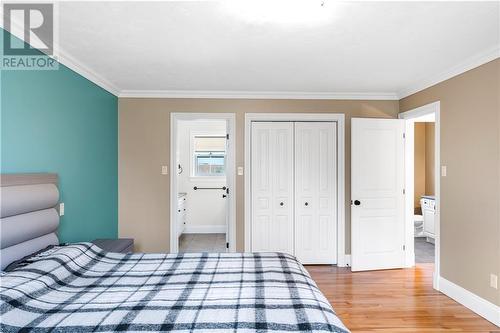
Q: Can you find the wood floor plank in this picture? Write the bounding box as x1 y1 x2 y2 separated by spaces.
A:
306 263 499 333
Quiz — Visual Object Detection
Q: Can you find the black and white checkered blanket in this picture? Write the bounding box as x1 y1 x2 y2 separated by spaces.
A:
0 243 349 332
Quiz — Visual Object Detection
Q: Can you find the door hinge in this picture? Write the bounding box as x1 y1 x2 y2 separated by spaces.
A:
403 245 406 251
403 133 406 139
403 189 405 194
226 242 229 249
226 134 229 140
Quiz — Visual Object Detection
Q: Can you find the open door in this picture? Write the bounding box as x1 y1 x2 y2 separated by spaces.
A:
224 123 230 252
351 118 405 271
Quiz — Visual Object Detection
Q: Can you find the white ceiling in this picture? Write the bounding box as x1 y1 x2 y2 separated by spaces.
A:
13 1 500 98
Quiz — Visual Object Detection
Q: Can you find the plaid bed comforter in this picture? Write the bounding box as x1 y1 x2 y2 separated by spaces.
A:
0 243 349 332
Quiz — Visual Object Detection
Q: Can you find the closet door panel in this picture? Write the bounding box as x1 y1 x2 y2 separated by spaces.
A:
252 127 271 251
251 122 294 254
295 122 337 264
294 124 316 259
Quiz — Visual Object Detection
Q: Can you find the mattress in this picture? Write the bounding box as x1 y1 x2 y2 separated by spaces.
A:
0 243 349 332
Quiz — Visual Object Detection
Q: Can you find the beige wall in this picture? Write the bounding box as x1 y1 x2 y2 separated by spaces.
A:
400 59 500 306
414 123 426 209
425 123 435 196
119 99 399 253
414 122 436 211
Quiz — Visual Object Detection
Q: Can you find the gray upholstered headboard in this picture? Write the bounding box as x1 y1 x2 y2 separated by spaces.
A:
0 173 60 270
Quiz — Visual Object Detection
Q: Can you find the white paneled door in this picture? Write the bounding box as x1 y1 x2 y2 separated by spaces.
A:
251 121 337 264
295 122 337 264
251 122 294 255
351 118 405 271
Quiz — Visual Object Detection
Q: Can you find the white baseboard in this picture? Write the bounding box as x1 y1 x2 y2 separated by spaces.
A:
183 225 226 234
439 276 500 327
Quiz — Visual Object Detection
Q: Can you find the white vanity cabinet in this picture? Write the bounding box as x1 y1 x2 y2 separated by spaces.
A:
421 197 435 240
178 194 187 236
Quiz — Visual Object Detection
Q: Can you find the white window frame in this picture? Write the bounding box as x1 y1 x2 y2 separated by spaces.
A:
189 131 227 180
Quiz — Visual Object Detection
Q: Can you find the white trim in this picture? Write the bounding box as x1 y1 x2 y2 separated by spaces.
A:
119 90 398 100
1 17 120 96
398 46 500 99
56 48 120 96
439 276 500 327
399 101 441 290
183 225 226 234
244 113 346 266
170 113 236 253
402 119 416 268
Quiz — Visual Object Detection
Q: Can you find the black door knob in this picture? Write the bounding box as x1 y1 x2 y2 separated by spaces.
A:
222 194 227 198
354 200 361 206
280 202 284 206
305 202 309 206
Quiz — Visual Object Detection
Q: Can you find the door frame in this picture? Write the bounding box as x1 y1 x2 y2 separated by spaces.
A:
399 101 441 290
170 112 236 253
244 113 346 267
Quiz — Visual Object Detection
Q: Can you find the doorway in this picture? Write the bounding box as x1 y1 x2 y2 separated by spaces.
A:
350 102 440 279
399 101 441 289
170 113 236 253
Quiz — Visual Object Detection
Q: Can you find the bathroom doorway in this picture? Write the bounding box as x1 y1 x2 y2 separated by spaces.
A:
400 102 441 289
170 113 236 253
413 119 436 263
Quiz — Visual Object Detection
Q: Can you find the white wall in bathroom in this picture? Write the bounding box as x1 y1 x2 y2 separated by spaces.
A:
177 120 227 232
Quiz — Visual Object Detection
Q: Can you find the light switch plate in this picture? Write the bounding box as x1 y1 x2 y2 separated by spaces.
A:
59 203 65 216
491 274 498 289
441 165 447 177
237 166 244 176
161 165 168 175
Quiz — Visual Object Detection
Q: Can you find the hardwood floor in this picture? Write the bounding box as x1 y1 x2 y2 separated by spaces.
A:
306 263 499 333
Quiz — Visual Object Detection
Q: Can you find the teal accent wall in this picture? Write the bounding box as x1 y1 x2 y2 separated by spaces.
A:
1 30 118 243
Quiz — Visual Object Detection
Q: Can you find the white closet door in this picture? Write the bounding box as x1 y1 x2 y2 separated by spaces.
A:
251 122 294 254
294 122 337 264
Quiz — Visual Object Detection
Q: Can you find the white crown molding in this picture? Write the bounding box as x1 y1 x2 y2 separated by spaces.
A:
439 276 500 327
1 16 120 96
398 45 500 99
54 49 120 96
3 8 497 101
3 16 397 101
119 90 399 100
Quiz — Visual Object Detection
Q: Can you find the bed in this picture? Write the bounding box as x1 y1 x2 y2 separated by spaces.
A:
0 174 349 332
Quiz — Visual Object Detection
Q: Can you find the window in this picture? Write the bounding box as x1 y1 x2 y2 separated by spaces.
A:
193 135 226 177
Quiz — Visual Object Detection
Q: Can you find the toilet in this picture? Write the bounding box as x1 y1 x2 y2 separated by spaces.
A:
414 214 424 237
